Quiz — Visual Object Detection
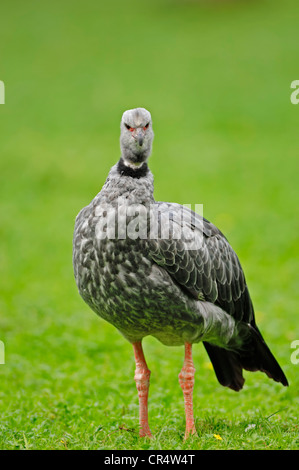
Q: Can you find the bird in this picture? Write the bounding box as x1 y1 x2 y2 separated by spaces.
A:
73 107 288 439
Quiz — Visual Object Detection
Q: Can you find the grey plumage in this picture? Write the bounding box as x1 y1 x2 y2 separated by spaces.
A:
73 107 288 392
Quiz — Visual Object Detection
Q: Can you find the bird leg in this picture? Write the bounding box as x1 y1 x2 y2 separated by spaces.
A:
179 342 197 439
132 341 152 438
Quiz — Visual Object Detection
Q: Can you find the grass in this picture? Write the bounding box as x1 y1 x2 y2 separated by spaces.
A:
0 0 299 450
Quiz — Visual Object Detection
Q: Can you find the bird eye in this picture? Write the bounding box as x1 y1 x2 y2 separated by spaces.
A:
124 123 135 132
143 123 149 130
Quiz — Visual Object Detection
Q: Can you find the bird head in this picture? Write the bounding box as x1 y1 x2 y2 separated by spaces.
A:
120 107 154 167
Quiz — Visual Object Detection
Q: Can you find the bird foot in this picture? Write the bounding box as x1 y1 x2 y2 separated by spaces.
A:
184 425 198 441
139 427 153 438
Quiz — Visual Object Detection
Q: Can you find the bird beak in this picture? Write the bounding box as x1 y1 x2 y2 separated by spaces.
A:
136 129 145 146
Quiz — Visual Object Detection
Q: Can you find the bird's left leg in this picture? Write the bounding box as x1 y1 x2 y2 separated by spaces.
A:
179 342 198 439
132 341 152 438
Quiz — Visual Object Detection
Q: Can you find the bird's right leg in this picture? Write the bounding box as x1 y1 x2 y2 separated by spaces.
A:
179 342 198 440
132 341 152 438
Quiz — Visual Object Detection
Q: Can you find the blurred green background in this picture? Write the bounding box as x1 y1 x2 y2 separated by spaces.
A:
0 0 298 450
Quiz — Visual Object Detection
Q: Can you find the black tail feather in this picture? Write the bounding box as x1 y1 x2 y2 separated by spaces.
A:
203 324 288 391
203 342 245 391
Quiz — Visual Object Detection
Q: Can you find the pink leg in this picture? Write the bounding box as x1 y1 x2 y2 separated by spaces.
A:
133 341 152 438
179 342 197 439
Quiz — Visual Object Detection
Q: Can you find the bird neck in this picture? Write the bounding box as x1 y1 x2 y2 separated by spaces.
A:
117 158 149 179
98 159 155 207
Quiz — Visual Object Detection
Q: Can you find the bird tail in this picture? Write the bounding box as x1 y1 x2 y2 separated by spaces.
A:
203 324 288 391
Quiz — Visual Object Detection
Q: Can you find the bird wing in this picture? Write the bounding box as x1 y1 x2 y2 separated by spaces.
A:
147 202 254 324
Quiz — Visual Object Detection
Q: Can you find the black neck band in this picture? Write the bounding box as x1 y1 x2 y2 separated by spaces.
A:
117 159 149 179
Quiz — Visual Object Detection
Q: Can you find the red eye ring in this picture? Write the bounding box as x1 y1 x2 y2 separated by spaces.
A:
124 123 135 132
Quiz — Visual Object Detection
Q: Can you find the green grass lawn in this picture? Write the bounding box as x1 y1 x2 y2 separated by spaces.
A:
0 0 298 450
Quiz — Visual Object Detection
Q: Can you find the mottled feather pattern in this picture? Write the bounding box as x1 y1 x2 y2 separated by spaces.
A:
148 202 253 325
73 163 250 348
